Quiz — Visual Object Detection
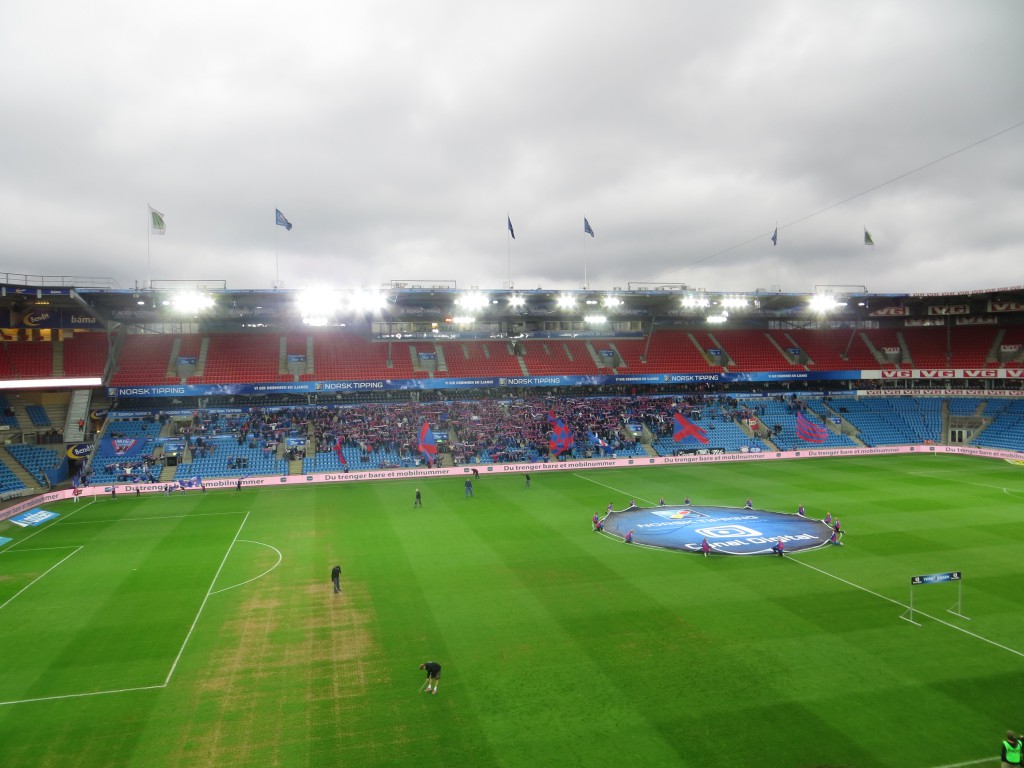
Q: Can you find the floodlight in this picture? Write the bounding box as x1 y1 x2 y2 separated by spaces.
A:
584 315 607 324
455 291 489 311
507 294 526 308
721 296 749 309
170 291 214 314
706 312 729 324
681 294 710 308
451 315 476 324
556 294 576 309
809 294 842 313
602 295 622 308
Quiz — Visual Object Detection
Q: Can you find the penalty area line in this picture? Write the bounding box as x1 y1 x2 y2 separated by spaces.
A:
789 556 1024 658
162 510 250 685
209 539 283 595
0 682 165 708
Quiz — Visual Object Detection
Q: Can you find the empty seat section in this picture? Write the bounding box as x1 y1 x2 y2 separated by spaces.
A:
201 334 283 383
110 335 176 385
63 333 107 377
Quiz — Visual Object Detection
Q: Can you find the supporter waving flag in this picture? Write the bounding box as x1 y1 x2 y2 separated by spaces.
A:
334 437 347 465
548 411 575 457
587 430 609 455
418 422 438 462
796 411 829 443
673 412 709 444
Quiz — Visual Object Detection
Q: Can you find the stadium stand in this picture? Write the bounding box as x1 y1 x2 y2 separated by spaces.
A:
110 335 176 385
643 330 719 373
6 444 61 485
25 404 50 426
201 334 289 384
62 333 107 377
0 343 52 378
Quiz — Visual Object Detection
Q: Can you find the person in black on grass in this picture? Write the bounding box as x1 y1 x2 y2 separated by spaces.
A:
413 488 422 508
331 564 342 593
420 661 441 694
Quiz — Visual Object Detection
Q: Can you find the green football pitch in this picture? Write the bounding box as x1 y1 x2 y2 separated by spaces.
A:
0 454 1021 768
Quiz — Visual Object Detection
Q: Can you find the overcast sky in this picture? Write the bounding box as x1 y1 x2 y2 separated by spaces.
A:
1 0 1022 296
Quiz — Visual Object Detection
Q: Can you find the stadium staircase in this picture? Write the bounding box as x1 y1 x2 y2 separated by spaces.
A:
51 340 64 376
819 402 867 447
897 332 914 367
765 333 803 367
858 333 888 367
64 390 91 442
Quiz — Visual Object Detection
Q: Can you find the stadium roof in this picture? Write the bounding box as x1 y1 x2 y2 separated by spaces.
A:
2 277 1023 333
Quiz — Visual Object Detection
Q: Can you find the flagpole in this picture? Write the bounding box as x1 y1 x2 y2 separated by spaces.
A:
507 212 513 289
583 229 588 290
275 222 279 288
146 203 151 289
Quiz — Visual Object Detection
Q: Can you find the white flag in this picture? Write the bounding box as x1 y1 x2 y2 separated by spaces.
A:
149 206 166 235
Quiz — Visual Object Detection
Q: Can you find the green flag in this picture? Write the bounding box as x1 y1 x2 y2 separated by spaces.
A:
149 206 166 235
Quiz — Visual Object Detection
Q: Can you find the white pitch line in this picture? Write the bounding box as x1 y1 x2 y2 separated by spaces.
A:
61 510 245 525
571 472 658 507
209 539 282 595
162 510 250 685
907 469 1024 496
925 758 993 768
1 497 95 551
0 546 83 612
0 682 165 708
790 556 1024 658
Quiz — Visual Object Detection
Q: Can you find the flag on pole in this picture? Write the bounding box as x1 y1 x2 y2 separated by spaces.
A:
864 228 874 246
587 430 608 450
673 412 709 444
584 218 595 237
507 215 516 239
795 411 829 443
149 206 166 235
418 422 438 462
276 209 293 231
770 227 778 246
548 412 574 456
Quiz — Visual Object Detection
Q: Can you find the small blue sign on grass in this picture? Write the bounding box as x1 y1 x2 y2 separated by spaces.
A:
0 536 12 546
8 508 59 528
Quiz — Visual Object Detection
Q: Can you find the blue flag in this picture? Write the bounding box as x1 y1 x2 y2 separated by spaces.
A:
673 412 709 444
771 227 778 246
584 218 595 237
507 215 515 239
548 411 574 457
796 411 829 443
276 209 293 231
418 421 438 461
